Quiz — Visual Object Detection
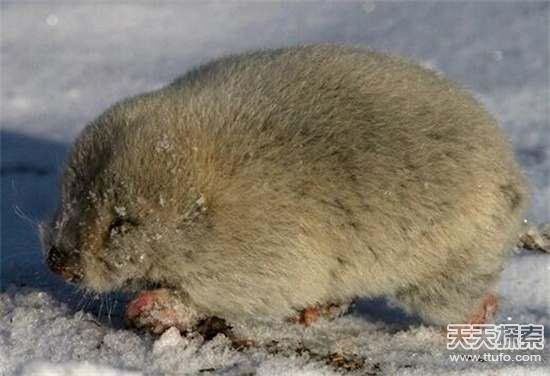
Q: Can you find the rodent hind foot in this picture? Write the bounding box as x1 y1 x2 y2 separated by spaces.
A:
466 293 499 325
289 301 353 326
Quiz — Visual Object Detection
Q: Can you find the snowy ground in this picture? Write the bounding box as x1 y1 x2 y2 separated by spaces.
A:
1 2 549 375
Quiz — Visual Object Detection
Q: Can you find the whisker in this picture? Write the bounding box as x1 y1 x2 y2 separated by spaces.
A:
13 205 39 230
107 295 114 325
81 290 93 312
76 288 88 312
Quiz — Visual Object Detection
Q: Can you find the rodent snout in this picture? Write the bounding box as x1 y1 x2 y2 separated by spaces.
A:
46 245 83 283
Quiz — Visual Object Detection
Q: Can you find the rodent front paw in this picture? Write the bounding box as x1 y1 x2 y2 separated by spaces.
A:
125 289 201 334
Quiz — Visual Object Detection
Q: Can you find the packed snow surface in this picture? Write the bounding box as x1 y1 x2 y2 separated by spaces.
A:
1 2 548 375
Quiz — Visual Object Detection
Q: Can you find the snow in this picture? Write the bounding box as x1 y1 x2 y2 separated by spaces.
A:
1 2 549 375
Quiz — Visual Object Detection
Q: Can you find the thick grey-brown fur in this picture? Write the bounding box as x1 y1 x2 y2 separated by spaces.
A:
42 45 528 326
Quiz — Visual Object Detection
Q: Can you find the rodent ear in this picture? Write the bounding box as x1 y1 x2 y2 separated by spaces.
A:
181 194 207 227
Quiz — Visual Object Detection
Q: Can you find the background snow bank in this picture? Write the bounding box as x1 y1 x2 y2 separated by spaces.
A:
1 1 549 375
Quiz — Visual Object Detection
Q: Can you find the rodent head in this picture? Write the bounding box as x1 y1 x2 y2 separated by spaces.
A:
41 109 211 294
40 190 152 293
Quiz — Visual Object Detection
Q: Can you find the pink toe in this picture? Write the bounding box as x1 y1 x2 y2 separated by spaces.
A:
126 292 155 319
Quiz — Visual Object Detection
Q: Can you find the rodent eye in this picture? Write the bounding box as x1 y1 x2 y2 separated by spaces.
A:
109 216 138 236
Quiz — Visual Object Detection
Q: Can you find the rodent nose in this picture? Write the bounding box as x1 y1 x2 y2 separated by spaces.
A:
46 246 82 283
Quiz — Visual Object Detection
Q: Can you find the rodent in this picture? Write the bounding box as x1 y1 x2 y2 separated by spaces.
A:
41 45 528 330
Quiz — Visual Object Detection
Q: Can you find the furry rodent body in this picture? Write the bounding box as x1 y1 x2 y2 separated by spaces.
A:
43 45 527 326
